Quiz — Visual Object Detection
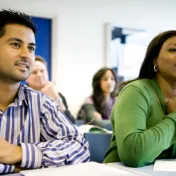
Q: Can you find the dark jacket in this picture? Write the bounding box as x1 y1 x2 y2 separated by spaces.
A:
59 92 75 124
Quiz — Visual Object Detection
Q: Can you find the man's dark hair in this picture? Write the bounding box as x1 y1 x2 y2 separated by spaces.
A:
0 9 37 37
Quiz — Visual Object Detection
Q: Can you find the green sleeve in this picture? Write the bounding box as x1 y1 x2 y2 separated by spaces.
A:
113 85 176 167
82 104 111 128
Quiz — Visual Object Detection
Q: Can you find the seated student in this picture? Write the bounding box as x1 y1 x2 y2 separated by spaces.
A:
77 67 118 129
26 55 75 124
0 9 89 174
104 30 176 167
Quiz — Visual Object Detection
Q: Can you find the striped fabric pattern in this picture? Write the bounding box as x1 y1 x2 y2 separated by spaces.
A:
0 84 90 174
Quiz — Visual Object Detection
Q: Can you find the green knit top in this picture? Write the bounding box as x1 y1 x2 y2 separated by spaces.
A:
104 79 176 167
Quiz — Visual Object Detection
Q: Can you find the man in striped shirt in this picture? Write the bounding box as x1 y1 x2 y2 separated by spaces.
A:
0 9 90 174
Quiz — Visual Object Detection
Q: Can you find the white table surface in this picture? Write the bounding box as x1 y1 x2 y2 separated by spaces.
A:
6 161 175 176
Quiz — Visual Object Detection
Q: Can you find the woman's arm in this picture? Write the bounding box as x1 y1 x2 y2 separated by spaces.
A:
113 85 176 167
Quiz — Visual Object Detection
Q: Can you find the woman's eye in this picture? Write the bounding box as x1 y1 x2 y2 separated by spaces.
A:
168 48 176 52
102 78 108 81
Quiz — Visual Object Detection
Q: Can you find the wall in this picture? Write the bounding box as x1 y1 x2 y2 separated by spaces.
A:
0 0 176 116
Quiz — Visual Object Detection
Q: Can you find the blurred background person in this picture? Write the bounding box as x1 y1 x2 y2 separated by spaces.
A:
26 55 75 123
77 67 118 129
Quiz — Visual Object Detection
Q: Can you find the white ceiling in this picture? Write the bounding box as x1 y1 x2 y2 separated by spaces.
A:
1 0 176 19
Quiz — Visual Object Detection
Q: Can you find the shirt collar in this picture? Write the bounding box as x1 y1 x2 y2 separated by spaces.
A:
15 84 28 107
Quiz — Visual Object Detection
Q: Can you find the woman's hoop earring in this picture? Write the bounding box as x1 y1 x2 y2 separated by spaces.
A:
154 65 158 72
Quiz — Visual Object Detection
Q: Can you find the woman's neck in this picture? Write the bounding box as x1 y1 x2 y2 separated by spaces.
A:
156 76 176 102
103 93 111 104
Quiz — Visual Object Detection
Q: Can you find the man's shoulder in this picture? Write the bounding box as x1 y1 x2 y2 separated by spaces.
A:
21 84 56 107
20 84 48 102
21 84 43 95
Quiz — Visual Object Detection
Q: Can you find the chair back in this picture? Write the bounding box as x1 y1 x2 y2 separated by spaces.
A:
75 120 85 126
84 132 112 163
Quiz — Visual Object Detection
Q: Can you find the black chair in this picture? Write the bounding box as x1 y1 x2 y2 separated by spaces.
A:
84 132 112 163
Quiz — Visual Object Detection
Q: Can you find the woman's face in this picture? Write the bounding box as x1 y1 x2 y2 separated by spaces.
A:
155 36 176 81
100 70 116 94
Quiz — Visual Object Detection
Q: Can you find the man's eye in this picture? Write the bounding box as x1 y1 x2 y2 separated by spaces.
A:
28 46 35 52
11 43 20 48
32 71 37 74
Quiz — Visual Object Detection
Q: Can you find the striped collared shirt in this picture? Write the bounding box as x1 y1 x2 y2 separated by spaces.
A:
0 84 90 174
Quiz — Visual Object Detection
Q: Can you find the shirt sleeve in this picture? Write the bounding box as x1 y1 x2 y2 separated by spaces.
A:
0 163 15 174
20 96 90 169
113 85 176 167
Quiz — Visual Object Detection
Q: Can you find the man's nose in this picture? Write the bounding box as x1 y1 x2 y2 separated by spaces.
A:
36 71 42 77
20 47 33 59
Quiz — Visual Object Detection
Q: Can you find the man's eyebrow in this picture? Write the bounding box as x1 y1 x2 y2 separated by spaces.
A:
7 37 36 46
29 43 36 47
8 37 23 42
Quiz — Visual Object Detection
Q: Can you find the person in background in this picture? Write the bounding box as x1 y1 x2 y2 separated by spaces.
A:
26 55 75 124
104 30 176 167
0 9 89 174
77 67 118 129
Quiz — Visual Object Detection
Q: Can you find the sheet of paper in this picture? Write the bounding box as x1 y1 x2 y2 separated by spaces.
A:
153 159 176 172
20 162 137 176
107 162 153 176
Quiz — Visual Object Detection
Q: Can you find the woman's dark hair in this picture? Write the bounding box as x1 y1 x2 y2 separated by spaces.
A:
139 30 176 79
118 30 176 92
0 9 37 37
92 67 118 118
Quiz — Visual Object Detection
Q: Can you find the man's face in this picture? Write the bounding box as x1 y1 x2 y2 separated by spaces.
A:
0 24 36 82
26 60 49 90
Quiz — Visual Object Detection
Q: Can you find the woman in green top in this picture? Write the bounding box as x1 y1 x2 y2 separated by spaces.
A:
104 30 176 167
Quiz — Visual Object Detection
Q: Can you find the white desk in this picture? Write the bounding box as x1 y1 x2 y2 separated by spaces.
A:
7 162 174 176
